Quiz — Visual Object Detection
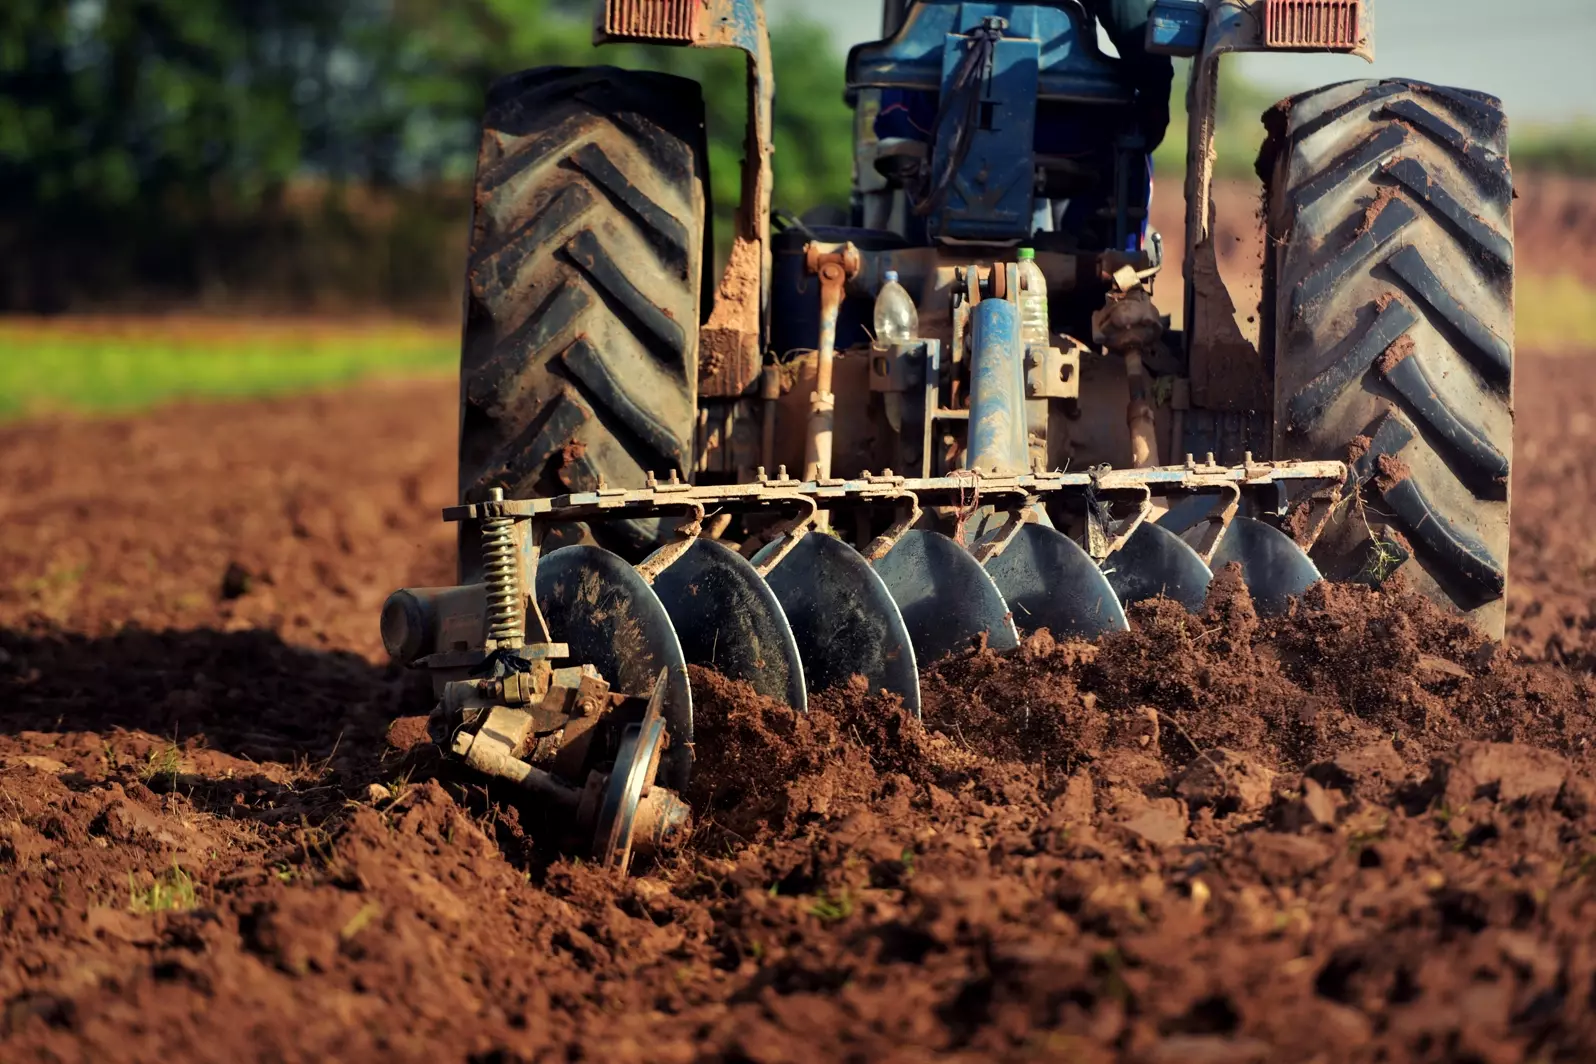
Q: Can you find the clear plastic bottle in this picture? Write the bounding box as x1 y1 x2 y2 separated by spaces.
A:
1016 247 1049 353
873 270 918 344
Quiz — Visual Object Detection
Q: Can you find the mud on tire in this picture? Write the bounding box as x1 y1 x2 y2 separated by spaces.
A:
457 67 709 576
1262 79 1515 637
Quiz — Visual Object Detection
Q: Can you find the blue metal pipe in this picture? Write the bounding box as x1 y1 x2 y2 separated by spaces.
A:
967 298 1029 475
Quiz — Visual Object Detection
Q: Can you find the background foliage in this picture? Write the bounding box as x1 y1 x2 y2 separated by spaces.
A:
0 0 853 312
2 1 1590 314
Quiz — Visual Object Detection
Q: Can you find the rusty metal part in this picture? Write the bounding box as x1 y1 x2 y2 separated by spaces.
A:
1264 0 1362 50
587 669 690 873
1093 284 1165 469
633 502 707 584
454 705 583 806
671 4 775 400
968 507 1033 566
1025 336 1083 402
444 459 1349 528
859 481 923 562
802 242 862 481
750 493 822 577
759 363 782 471
603 0 699 41
1123 351 1159 469
442 646 693 875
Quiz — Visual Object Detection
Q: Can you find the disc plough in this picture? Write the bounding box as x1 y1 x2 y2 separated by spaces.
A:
382 457 1343 872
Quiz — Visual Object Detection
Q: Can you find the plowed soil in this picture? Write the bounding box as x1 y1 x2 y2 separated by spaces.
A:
2 355 1595 1063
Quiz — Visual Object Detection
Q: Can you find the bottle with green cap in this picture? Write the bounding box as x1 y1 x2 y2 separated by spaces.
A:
1016 248 1049 356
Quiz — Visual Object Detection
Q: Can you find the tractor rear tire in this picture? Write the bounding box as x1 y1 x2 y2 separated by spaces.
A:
1262 79 1515 637
457 66 709 578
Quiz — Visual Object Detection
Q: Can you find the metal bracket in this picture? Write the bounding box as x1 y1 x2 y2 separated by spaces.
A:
1100 488 1154 561
634 502 707 584
969 506 1036 566
1025 340 1082 400
751 495 821 577
861 489 925 562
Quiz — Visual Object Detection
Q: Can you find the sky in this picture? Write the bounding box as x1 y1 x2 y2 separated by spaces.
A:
765 0 1596 124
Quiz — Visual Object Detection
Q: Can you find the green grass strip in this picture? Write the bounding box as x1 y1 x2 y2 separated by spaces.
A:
1517 275 1596 352
0 319 457 420
3 269 1591 425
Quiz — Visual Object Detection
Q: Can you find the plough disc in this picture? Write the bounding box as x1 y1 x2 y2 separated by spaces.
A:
754 532 921 718
984 523 1130 637
535 545 694 789
643 538 807 712
1104 521 1214 612
874 529 1020 666
1210 516 1323 615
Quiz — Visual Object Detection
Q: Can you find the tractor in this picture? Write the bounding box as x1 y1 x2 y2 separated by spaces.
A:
380 0 1515 871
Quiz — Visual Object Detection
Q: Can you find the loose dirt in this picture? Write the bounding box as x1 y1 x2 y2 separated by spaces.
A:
2 356 1596 1062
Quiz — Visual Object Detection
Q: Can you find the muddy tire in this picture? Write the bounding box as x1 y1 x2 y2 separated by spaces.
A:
457 67 708 576
1262 79 1514 637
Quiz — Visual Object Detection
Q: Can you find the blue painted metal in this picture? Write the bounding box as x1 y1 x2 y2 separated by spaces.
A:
933 29 1039 240
967 297 1028 476
710 0 763 55
847 2 1133 104
1145 0 1208 57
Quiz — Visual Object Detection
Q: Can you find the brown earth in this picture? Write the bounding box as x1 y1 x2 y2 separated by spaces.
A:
1 355 1595 1062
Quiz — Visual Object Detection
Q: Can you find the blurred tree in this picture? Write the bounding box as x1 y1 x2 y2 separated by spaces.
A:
0 0 855 309
0 0 401 209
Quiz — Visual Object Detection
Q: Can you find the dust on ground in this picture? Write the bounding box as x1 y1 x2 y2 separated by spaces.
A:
1 355 1595 1062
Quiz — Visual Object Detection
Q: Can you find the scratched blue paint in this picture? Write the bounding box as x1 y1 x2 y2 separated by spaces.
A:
967 298 1029 476
709 0 763 56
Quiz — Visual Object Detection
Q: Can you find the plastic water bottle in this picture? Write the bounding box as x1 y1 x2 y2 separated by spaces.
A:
1016 248 1049 353
873 270 918 344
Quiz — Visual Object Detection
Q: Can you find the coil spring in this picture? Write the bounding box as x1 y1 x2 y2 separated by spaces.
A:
480 489 524 648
